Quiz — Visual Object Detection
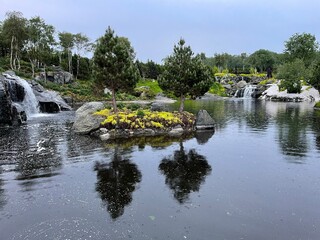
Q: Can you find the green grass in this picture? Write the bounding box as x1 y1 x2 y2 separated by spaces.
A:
38 79 103 102
136 79 163 94
208 82 228 97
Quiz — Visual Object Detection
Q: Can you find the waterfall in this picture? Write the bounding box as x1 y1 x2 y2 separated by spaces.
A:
235 85 257 98
242 85 256 98
16 77 40 117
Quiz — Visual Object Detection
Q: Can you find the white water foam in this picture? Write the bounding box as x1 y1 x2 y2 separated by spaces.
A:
242 85 256 99
15 77 40 117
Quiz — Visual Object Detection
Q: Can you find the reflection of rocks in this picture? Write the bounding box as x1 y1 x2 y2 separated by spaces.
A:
159 143 212 203
94 149 141 219
195 130 214 145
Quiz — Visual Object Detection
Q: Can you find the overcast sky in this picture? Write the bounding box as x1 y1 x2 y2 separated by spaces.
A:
1 0 320 62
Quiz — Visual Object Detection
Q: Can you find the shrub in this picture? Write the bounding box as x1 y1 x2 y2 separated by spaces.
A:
94 109 195 130
208 82 227 97
277 59 310 93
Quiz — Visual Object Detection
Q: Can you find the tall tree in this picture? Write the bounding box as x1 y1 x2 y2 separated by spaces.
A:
0 21 10 57
284 33 319 66
58 32 74 73
277 59 309 93
25 16 55 78
73 33 92 80
93 27 139 112
2 11 27 70
159 39 212 112
248 49 277 72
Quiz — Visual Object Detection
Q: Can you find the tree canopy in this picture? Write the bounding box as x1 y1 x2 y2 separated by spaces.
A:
93 27 139 112
284 32 319 66
159 39 212 112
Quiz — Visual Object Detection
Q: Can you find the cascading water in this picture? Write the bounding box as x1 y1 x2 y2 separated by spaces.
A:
242 85 256 98
16 77 40 117
235 85 257 98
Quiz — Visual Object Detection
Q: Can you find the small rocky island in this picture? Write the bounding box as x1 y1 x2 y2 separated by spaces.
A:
73 102 215 141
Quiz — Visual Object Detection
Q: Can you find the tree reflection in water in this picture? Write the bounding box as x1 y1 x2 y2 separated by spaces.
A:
276 105 309 161
159 142 212 204
94 148 141 219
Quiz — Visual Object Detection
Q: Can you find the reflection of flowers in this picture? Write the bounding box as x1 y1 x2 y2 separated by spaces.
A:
94 151 141 219
159 143 212 204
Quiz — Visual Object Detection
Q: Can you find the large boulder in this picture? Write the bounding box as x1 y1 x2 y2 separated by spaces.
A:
30 81 72 112
261 84 320 102
0 75 27 125
73 102 105 134
39 67 73 84
195 110 215 130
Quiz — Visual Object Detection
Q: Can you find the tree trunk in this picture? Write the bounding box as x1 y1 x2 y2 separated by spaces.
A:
76 54 80 80
179 94 185 113
112 88 117 113
68 50 72 74
10 36 14 70
29 58 35 78
16 50 20 71
43 64 47 83
58 52 62 65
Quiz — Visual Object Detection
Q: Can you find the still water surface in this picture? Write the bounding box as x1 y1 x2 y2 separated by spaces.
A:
1 99 320 240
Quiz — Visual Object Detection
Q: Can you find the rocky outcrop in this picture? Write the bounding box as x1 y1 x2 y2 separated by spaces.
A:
73 102 105 134
195 110 215 130
30 81 72 112
261 84 320 102
0 73 27 125
38 67 73 84
0 71 72 125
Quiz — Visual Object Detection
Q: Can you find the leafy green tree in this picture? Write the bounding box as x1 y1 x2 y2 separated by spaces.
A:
277 59 309 93
248 49 277 72
25 16 55 78
0 21 10 57
284 33 319 66
73 33 92 80
58 32 74 73
309 58 320 91
136 60 163 79
159 39 212 112
93 27 139 112
2 11 27 70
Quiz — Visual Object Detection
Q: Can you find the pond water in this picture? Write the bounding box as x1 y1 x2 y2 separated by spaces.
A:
1 99 320 240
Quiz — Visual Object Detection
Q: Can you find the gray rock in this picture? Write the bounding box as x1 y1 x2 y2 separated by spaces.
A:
168 125 184 136
73 102 105 134
30 80 72 112
39 66 73 84
100 133 111 141
0 75 27 125
195 110 215 130
237 80 247 89
104 88 112 95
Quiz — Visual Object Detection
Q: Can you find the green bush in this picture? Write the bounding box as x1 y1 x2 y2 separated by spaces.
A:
208 82 227 97
277 59 309 93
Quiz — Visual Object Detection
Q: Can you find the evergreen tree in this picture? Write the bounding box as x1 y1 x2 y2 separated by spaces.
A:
159 39 212 112
93 27 139 112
